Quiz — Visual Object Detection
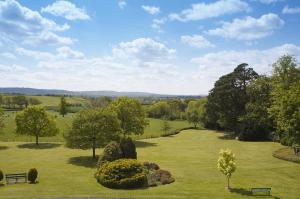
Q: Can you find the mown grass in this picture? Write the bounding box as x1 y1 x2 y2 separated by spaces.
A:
0 111 191 142
0 130 299 199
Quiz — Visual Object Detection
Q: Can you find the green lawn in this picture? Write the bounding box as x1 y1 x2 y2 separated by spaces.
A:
0 111 191 142
0 130 299 199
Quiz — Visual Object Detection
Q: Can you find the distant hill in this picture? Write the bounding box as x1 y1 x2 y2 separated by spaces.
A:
0 87 202 98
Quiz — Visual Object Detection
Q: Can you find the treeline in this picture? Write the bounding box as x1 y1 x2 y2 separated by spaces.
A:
200 55 300 145
0 95 41 109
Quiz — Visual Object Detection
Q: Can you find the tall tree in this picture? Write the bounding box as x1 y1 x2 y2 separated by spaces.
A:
238 76 274 140
59 96 68 117
108 97 148 137
186 98 207 128
65 109 121 158
205 63 259 131
269 55 300 145
15 106 59 145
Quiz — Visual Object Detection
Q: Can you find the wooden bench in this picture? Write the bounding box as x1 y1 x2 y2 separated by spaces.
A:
5 173 27 184
251 188 271 196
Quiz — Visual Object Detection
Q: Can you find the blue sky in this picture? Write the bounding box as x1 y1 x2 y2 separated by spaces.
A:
0 0 300 95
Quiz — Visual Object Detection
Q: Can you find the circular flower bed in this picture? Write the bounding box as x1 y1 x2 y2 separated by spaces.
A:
272 147 300 163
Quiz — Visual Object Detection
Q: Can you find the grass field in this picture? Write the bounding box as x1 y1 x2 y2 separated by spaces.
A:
0 130 299 199
0 111 191 142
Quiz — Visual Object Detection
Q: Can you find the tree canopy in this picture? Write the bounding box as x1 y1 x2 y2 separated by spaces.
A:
65 109 121 158
108 97 148 137
15 106 58 145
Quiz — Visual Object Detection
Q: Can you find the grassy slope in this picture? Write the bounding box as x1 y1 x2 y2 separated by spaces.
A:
0 130 299 199
0 111 191 142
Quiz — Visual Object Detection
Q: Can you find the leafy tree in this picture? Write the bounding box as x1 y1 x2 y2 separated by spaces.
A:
0 107 4 133
161 119 171 135
108 97 148 137
12 95 28 109
205 63 259 131
65 109 121 158
186 98 207 128
59 96 68 117
269 55 300 145
15 106 58 145
237 76 274 140
28 98 42 106
90 96 112 108
217 149 237 190
148 101 171 119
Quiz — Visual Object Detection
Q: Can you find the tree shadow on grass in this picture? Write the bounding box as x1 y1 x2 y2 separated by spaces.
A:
218 132 236 140
68 156 98 168
0 146 9 150
134 140 158 148
17 143 61 149
230 188 252 196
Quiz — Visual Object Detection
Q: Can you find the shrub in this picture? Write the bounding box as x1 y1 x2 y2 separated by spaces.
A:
28 168 38 183
143 161 160 170
157 169 175 185
0 170 3 181
95 159 147 189
100 141 123 162
120 137 137 159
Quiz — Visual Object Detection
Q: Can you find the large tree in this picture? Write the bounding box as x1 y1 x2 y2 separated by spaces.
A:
237 76 274 140
59 96 68 117
269 55 300 145
205 63 259 131
186 98 207 128
108 97 148 137
65 109 121 158
15 106 59 145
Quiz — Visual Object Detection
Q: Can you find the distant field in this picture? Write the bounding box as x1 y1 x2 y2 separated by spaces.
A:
0 130 299 199
0 111 192 142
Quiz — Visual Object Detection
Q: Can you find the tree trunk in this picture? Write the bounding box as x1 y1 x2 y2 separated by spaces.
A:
35 135 39 145
227 177 230 190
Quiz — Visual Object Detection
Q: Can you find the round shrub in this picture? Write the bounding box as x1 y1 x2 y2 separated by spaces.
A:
0 170 3 181
120 137 137 159
28 168 38 183
98 141 123 168
143 161 160 170
96 159 147 189
157 169 175 185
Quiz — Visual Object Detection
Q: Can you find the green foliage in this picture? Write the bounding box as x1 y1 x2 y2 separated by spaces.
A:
186 98 207 128
28 168 38 183
217 149 236 189
98 141 123 167
120 137 137 159
147 100 187 120
65 109 121 158
95 159 147 189
59 96 68 117
143 162 174 187
269 55 300 145
15 106 59 145
161 119 171 135
237 77 274 140
205 64 259 131
0 170 3 181
109 97 148 137
90 96 112 108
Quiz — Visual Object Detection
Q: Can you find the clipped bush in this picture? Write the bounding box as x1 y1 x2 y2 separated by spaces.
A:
120 137 137 159
157 169 175 185
28 168 38 183
0 170 3 182
98 141 123 165
96 159 147 189
143 161 160 170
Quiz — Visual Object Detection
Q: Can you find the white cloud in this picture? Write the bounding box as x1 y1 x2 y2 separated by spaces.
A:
151 17 167 32
118 1 127 10
208 13 284 41
112 38 176 64
0 0 73 45
142 5 160 15
191 43 300 81
168 0 250 22
282 6 300 14
41 1 90 20
181 35 215 48
0 52 16 59
56 46 85 59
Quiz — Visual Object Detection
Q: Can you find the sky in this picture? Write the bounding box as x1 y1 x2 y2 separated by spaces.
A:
0 0 300 95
